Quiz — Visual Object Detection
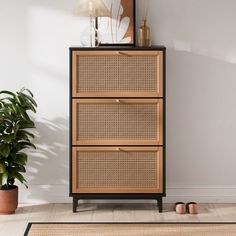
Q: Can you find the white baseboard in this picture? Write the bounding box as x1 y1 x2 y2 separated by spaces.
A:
19 184 236 204
166 186 236 203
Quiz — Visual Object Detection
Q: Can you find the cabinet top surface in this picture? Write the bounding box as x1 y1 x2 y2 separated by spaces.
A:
70 45 166 51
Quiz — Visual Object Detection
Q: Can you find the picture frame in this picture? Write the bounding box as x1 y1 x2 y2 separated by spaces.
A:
98 0 136 46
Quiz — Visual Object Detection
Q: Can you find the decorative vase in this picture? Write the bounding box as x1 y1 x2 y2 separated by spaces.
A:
138 18 151 47
0 186 18 214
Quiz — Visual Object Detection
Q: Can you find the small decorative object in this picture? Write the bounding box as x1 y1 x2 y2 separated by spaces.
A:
138 17 151 47
0 88 37 214
96 0 135 45
138 0 151 47
74 0 111 47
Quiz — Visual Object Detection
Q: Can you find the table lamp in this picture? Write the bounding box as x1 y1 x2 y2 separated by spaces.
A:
74 0 110 47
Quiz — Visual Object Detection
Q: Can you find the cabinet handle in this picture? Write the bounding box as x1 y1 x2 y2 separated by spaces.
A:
116 99 126 104
116 51 132 57
116 148 128 152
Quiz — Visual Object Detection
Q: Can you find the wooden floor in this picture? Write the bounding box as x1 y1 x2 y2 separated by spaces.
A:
1 203 236 236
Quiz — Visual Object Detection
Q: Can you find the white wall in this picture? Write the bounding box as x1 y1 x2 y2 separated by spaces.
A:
1 0 236 203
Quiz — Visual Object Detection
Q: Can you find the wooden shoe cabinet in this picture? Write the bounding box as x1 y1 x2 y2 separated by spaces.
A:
69 47 166 212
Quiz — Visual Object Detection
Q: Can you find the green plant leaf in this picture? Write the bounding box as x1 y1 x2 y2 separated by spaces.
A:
1 136 14 143
18 141 36 149
0 162 6 173
13 172 26 183
25 100 36 113
18 120 36 129
20 88 34 97
19 92 37 107
19 108 30 121
2 172 8 186
0 91 15 97
13 172 27 188
0 144 10 158
15 165 26 173
11 103 21 115
16 132 29 141
14 153 27 165
18 130 35 139
1 97 15 105
16 95 26 107
0 107 11 116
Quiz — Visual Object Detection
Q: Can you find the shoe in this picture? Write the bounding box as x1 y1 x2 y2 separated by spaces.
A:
186 202 198 214
175 202 186 214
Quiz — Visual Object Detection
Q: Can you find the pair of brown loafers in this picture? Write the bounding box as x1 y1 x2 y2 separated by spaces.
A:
175 202 198 214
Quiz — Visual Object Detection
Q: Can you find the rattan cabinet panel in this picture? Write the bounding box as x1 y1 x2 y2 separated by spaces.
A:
72 99 163 146
72 51 163 98
72 147 163 194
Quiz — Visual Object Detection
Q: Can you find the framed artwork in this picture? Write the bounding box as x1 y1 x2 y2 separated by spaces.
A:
98 0 135 46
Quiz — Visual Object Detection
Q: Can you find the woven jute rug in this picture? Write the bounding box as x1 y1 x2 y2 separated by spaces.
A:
24 223 236 236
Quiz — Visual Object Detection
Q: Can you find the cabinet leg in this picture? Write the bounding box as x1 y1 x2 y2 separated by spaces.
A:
73 197 78 213
157 197 163 213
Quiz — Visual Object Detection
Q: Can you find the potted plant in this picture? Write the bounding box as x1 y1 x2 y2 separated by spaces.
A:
0 88 37 214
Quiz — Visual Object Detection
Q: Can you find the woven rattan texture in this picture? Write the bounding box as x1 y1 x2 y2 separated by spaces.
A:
27 224 236 236
77 55 159 92
77 103 159 140
76 151 159 189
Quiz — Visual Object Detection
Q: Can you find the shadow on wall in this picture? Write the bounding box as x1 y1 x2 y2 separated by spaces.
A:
23 117 69 203
166 47 236 187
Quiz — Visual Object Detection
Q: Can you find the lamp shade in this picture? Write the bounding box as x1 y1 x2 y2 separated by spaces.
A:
74 0 110 17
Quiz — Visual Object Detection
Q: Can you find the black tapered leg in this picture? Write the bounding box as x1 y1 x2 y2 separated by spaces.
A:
157 197 163 213
73 197 78 213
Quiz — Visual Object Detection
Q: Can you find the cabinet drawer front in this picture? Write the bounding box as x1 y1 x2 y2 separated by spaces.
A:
72 51 163 97
72 99 163 146
72 147 163 194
